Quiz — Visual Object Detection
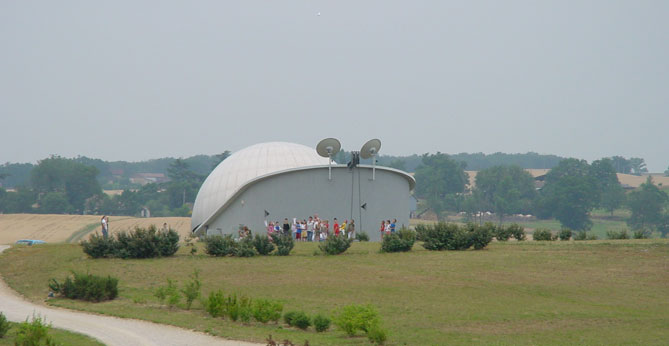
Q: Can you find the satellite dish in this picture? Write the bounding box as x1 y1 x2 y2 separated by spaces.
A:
360 139 381 159
316 138 341 181
316 138 341 158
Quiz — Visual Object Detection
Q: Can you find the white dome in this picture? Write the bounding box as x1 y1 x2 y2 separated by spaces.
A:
191 142 330 230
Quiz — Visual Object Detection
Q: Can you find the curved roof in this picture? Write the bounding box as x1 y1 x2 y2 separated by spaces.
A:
191 142 330 230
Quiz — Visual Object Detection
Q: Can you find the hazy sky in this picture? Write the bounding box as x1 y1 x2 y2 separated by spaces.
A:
1 1 668 171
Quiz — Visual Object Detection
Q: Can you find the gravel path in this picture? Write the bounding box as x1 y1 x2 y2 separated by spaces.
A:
0 245 262 346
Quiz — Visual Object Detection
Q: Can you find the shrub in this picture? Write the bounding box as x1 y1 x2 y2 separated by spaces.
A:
414 223 429 241
494 224 511 241
235 237 257 257
633 229 649 239
313 314 331 332
252 299 283 324
181 270 202 310
239 296 253 323
285 311 311 330
226 294 240 321
559 228 572 241
355 232 370 242
155 279 180 307
319 234 353 255
206 290 225 317
81 225 179 259
607 229 630 240
507 223 526 241
283 311 298 326
14 314 54 346
381 227 415 252
573 231 587 240
0 312 9 338
587 233 598 240
367 324 388 345
469 224 493 250
333 304 380 336
204 235 237 257
271 233 295 256
50 271 118 302
253 234 275 255
532 228 553 241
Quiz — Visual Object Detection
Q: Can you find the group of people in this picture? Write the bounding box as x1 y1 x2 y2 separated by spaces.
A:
265 215 356 242
379 219 397 238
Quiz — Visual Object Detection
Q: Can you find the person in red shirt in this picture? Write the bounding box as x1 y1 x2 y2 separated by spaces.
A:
333 218 339 236
379 220 386 239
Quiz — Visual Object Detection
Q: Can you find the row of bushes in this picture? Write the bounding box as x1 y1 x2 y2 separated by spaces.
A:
0 313 57 345
534 228 646 241
49 271 119 302
204 233 295 257
415 223 493 251
492 223 526 241
81 225 179 259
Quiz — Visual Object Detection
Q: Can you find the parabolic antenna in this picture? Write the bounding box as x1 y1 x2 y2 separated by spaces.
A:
360 139 381 180
316 138 341 181
360 139 381 159
316 138 341 158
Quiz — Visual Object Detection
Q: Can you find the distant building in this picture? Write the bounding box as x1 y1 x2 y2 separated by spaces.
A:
130 173 169 185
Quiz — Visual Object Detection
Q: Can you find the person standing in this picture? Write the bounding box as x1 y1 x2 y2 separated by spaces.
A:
101 215 109 238
307 216 315 242
379 220 386 239
391 219 397 233
333 218 339 237
282 218 290 236
347 219 356 240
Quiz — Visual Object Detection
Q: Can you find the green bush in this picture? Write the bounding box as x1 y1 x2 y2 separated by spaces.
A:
313 314 331 332
206 290 225 317
507 223 526 241
0 312 9 338
333 304 380 336
204 235 238 257
271 233 295 256
283 311 298 326
587 233 598 240
468 223 493 250
355 232 370 242
226 294 240 321
285 311 311 330
181 270 201 310
380 227 415 252
252 299 283 324
14 314 54 346
494 224 511 241
367 324 388 345
574 231 587 240
50 271 118 302
319 234 353 255
415 223 429 241
253 234 275 255
607 229 630 240
81 225 179 259
559 228 572 241
239 296 253 323
235 237 257 257
154 278 180 307
633 229 649 239
533 228 553 241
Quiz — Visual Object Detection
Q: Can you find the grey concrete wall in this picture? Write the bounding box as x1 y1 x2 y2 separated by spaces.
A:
204 166 411 241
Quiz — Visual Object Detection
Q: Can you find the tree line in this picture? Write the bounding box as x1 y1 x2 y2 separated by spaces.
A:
414 153 668 237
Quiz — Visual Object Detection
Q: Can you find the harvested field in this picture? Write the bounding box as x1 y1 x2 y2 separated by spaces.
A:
0 214 192 244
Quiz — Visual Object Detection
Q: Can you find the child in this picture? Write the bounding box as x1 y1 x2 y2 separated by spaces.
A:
379 220 386 239
333 218 339 237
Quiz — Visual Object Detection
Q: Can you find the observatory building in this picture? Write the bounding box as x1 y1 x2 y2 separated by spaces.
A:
191 141 415 241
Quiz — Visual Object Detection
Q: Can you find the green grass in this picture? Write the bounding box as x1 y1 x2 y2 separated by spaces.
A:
0 321 103 345
1 241 669 345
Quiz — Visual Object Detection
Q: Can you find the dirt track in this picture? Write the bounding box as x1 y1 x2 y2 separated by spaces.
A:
0 245 261 346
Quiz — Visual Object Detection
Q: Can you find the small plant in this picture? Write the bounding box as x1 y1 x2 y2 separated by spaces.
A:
271 233 295 256
239 296 253 323
559 228 572 241
204 235 238 257
574 231 587 240
226 294 240 321
206 290 225 317
367 324 388 345
381 227 416 252
81 225 179 259
285 311 311 330
606 229 630 240
633 229 649 239
312 314 331 332
181 269 202 310
319 234 353 255
252 299 283 324
235 237 257 257
507 223 526 241
253 234 276 255
0 312 9 338
355 232 370 242
586 233 598 240
283 311 298 326
14 314 55 346
155 278 180 307
333 304 380 336
468 223 493 250
532 228 553 241
50 271 118 302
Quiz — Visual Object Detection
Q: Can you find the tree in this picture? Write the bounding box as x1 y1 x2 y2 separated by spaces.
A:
30 156 102 213
0 188 35 213
629 157 648 175
536 159 599 230
211 151 231 171
627 176 668 234
590 158 625 214
414 153 468 219
610 156 632 174
474 165 536 224
39 192 72 214
387 159 406 171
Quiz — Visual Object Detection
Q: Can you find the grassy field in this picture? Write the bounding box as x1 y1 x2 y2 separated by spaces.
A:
0 321 103 345
0 214 192 244
1 240 668 345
